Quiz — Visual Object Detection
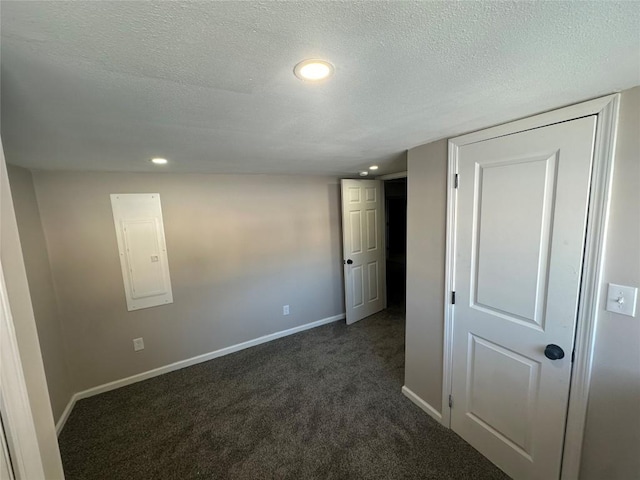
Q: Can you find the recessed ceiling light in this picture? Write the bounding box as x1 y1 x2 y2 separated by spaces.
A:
369 165 379 170
294 59 334 82
359 171 369 177
151 158 168 165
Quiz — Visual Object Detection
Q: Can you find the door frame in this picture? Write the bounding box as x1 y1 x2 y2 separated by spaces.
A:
442 94 620 480
377 171 407 181
0 259 47 480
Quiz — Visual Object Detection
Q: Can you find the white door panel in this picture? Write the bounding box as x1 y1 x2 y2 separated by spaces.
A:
474 154 556 325
465 334 541 457
341 180 386 324
451 116 597 479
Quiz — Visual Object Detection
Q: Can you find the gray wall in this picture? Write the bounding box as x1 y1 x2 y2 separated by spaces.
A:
7 165 73 422
1 152 65 477
403 86 640 479
580 87 640 479
29 172 344 392
404 139 447 412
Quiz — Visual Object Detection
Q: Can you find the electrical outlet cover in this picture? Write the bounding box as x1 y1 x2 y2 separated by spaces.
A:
606 283 638 317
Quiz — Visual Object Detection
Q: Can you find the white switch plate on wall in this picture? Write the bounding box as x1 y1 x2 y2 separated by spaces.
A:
606 283 638 317
133 337 145 351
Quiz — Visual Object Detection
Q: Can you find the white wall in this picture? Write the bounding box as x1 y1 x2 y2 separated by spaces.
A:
24 171 344 392
404 86 640 479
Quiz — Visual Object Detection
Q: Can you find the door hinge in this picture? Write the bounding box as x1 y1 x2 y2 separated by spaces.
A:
449 394 453 408
451 291 456 304
454 173 459 189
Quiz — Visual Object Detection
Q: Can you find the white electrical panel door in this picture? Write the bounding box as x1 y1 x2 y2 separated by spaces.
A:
111 194 173 311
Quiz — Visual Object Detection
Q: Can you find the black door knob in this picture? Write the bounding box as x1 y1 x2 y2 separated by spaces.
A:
345 259 353 265
544 344 565 360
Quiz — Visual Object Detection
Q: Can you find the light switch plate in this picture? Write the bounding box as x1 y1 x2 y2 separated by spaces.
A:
133 337 145 351
606 283 638 317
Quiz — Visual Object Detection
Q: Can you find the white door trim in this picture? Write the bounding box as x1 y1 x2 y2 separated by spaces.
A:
377 171 407 181
0 260 46 480
443 93 620 480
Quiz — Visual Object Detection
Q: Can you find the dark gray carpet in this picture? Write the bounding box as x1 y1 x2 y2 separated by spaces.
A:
58 309 509 479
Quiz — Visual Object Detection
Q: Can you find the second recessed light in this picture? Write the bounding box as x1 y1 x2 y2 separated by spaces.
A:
294 59 334 82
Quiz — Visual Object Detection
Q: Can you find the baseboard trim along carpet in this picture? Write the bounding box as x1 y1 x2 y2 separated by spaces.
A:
56 393 78 435
401 385 443 424
56 312 345 435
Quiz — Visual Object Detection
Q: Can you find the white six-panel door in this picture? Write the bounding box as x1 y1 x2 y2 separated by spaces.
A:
451 116 597 479
341 179 386 325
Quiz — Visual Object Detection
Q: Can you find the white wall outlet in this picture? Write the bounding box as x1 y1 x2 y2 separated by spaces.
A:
133 337 145 351
606 283 638 317
283 305 290 316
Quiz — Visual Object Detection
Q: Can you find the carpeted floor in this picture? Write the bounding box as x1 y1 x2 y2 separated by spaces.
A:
58 309 509 479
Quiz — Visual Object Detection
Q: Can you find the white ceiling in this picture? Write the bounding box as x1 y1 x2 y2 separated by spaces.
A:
1 1 639 176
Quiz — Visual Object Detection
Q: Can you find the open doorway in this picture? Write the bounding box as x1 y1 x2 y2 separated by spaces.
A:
384 178 407 312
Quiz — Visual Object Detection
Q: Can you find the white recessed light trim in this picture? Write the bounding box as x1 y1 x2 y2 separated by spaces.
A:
294 59 334 81
359 171 369 177
151 158 168 165
369 165 379 170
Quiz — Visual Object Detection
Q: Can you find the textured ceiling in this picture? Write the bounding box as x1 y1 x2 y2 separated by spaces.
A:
1 1 639 176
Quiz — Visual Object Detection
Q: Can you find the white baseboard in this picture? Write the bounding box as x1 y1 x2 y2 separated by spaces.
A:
55 393 78 435
56 313 345 436
401 385 443 424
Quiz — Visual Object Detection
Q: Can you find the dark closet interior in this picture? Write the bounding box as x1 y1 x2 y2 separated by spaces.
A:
385 178 407 310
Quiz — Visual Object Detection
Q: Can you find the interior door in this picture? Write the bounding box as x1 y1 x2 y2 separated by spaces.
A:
341 179 386 325
451 116 597 479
